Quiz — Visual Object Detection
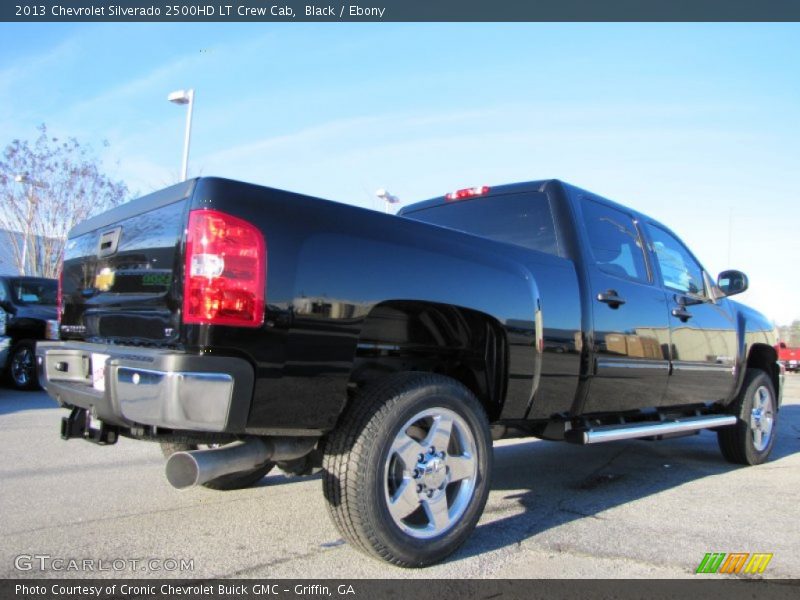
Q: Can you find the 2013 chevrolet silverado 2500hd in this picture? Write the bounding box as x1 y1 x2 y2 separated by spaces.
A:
37 177 782 567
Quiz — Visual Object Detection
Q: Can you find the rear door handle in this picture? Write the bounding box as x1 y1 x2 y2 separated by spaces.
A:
597 290 626 308
671 307 692 322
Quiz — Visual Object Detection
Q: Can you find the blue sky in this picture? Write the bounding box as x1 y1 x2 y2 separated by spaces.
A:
1 23 798 324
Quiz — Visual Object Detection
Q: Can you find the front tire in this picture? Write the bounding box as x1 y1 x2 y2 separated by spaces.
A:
159 442 275 490
322 372 492 567
717 369 778 465
8 340 39 391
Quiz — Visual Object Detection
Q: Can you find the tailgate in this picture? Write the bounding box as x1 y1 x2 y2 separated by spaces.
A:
60 181 195 345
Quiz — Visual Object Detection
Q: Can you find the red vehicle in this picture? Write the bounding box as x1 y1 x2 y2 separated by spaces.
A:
777 342 800 372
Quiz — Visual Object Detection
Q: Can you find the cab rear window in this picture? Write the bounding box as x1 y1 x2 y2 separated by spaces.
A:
404 192 559 256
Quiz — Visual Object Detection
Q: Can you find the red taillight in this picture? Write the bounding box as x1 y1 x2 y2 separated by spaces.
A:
182 209 266 327
445 186 490 201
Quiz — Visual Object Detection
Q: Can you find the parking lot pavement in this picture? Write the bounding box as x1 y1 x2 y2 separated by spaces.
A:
1 377 798 580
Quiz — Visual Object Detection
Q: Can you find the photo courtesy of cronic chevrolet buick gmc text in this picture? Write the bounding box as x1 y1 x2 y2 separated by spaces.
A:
36 178 782 567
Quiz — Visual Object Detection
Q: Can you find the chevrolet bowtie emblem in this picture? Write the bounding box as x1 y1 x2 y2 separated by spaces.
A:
95 267 115 292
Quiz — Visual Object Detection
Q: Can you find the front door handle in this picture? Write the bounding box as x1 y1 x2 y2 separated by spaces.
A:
597 290 626 308
671 307 692 322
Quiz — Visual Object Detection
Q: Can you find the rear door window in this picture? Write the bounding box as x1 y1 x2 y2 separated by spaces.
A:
405 192 559 256
580 199 650 283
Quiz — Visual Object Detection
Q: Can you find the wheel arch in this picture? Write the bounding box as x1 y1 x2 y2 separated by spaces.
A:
7 320 47 344
746 342 781 409
346 300 508 422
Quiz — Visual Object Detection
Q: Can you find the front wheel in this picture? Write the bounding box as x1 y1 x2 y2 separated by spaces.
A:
322 373 492 567
717 369 778 465
8 340 39 391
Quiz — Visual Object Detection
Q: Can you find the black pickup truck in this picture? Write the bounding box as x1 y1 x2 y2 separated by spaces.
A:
0 275 59 390
37 177 781 567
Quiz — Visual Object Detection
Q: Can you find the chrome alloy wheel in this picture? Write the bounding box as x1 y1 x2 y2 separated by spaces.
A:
383 407 478 539
11 345 33 388
750 385 775 452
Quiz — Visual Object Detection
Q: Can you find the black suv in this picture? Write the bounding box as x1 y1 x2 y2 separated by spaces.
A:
0 276 59 390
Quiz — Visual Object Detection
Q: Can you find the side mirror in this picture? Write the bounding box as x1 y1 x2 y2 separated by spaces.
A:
717 270 748 297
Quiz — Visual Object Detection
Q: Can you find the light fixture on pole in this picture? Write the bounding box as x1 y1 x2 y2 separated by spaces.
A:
168 88 195 181
375 188 400 214
13 173 47 276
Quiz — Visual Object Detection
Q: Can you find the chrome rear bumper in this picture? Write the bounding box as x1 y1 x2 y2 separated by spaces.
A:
36 341 253 433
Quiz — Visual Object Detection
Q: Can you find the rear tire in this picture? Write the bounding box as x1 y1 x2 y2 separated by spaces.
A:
717 369 777 465
322 372 492 567
8 340 39 391
159 442 274 490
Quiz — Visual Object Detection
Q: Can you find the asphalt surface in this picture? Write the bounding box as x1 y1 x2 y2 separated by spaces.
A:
1 377 798 579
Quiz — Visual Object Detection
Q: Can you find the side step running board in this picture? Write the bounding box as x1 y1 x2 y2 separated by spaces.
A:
566 414 737 445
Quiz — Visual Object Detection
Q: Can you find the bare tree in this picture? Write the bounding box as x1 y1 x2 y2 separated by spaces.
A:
777 320 800 347
0 125 128 278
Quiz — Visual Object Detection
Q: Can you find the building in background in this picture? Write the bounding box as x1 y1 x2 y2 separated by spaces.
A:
0 229 57 277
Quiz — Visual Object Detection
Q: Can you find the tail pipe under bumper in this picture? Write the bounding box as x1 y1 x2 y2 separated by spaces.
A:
165 437 317 489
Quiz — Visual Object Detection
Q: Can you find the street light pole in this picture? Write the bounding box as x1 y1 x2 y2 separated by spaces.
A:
375 188 400 214
168 89 195 181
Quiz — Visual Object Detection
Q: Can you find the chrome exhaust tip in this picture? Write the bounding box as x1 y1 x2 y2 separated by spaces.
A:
165 452 204 489
164 436 318 489
165 439 272 490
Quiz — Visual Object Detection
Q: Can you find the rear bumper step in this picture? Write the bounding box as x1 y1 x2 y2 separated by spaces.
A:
566 414 737 445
